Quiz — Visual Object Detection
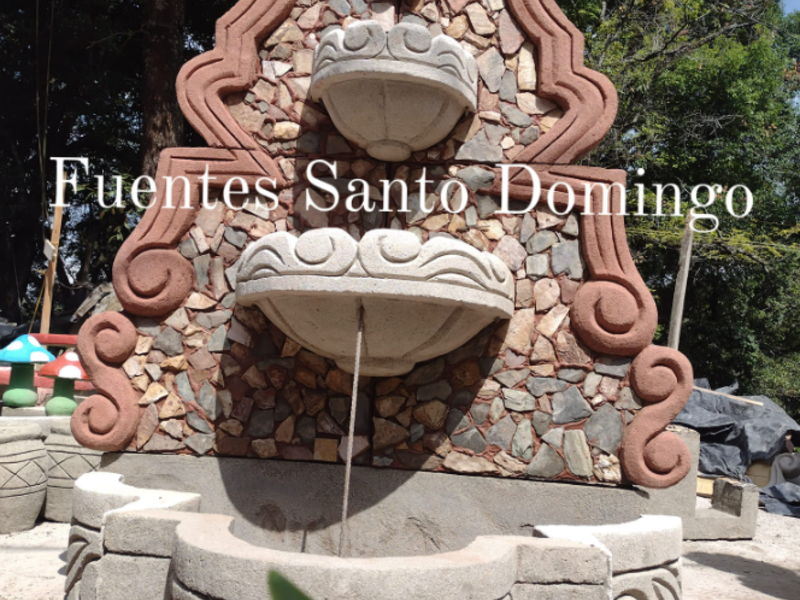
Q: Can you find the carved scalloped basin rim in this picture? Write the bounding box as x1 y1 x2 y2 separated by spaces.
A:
309 22 479 161
236 228 514 376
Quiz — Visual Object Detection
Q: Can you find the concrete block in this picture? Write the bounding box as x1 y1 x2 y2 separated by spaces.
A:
684 478 759 540
72 472 200 529
535 515 682 574
87 554 171 600
515 539 609 584
509 583 609 600
104 509 206 558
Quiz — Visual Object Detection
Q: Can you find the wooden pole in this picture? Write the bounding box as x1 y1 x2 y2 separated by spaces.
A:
40 177 66 336
668 210 695 350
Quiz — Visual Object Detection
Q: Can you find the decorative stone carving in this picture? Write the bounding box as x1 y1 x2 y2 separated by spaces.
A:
0 422 48 534
310 22 478 161
237 229 514 376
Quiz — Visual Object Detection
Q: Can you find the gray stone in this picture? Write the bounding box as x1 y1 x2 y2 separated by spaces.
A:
500 104 532 127
417 380 453 402
561 213 579 237
485 415 517 450
465 206 478 227
224 227 247 248
185 433 215 455
520 125 540 145
296 131 323 153
479 357 503 378
512 419 533 461
594 356 632 378
296 415 316 445
476 194 499 219
525 377 567 397
328 0 351 15
144 363 162 381
274 398 292 422
405 358 445 386
503 389 536 412
446 409 471 435
552 387 592 424
584 404 623 454
525 254 549 278
483 123 509 145
194 255 211 291
450 390 477 407
583 372 602 398
526 230 557 254
519 213 537 245
558 368 587 383
221 292 237 309
476 47 504 92
186 412 212 434
197 382 220 421
532 410 551 436
455 130 503 162
526 444 565 479
179 238 199 259
409 423 425 443
176 372 196 403
456 166 495 191
494 369 528 388
551 241 584 280
563 430 593 477
499 71 517 102
452 427 487 454
470 403 490 425
248 410 275 438
152 327 183 356
541 427 564 448
489 396 505 422
195 310 232 329
617 387 642 410
207 326 230 352
135 317 162 336
349 0 368 14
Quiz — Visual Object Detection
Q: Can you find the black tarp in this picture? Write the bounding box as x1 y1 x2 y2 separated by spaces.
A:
672 381 800 516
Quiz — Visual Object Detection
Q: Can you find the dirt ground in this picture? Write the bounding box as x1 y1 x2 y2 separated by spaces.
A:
1 509 798 600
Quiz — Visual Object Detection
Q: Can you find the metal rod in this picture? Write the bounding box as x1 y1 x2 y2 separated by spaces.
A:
339 305 364 557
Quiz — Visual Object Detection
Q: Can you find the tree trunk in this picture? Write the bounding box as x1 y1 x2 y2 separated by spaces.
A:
141 0 185 179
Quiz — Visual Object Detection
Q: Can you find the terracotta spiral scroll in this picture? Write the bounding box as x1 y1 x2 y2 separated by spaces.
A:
73 313 140 451
620 346 694 488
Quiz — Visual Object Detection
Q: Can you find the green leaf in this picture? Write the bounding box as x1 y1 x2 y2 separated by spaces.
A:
268 571 313 600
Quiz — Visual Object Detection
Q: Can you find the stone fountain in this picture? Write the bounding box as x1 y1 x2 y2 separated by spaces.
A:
63 0 759 598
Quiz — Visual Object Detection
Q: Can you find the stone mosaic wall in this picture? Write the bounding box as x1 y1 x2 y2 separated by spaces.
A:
108 0 645 485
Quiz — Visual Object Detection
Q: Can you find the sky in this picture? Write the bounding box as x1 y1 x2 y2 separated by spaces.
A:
785 0 800 13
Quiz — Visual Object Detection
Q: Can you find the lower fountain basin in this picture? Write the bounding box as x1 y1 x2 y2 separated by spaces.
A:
235 228 514 377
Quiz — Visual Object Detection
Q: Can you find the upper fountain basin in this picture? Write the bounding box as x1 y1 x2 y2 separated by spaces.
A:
309 21 478 162
235 228 514 377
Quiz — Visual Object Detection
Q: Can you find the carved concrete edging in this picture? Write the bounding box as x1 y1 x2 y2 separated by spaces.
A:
65 472 200 600
236 228 514 376
67 471 682 600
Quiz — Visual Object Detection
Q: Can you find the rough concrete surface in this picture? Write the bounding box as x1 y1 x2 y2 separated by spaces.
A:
1 509 799 600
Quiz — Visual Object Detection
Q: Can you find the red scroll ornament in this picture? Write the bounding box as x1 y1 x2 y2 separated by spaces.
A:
73 312 139 451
